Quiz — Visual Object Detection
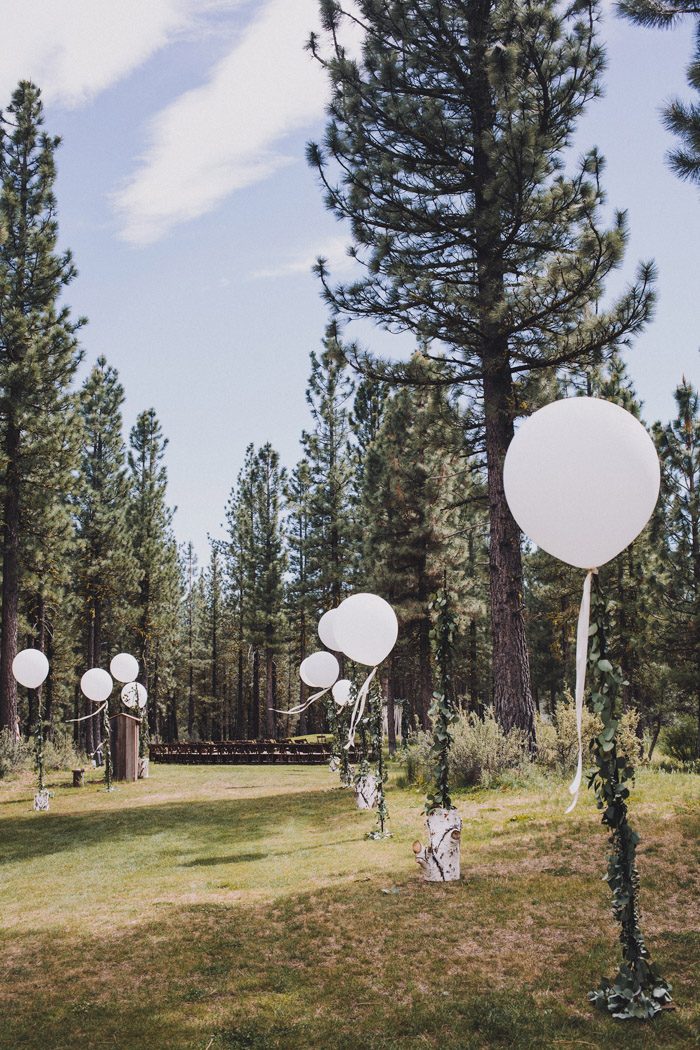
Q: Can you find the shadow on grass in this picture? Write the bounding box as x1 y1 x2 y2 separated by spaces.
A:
0 787 359 867
0 863 697 1050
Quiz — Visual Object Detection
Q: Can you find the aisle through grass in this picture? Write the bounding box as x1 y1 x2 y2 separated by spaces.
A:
0 764 697 1049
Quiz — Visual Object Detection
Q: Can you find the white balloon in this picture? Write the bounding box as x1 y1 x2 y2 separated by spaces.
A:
299 651 339 689
12 649 49 689
333 593 398 667
332 679 353 706
503 397 660 569
110 652 139 683
122 682 147 710
80 668 113 704
318 609 341 651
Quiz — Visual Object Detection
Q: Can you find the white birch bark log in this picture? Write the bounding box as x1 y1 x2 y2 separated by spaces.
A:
413 807 462 882
33 789 50 811
355 773 378 810
137 757 149 779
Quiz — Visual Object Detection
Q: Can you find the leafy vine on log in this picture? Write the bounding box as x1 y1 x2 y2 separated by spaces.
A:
425 583 458 814
587 578 672 1020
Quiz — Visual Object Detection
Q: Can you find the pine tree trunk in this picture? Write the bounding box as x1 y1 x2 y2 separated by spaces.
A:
0 419 21 737
252 648 260 738
418 619 432 729
469 0 535 748
236 647 245 739
385 662 396 755
265 647 275 738
483 365 536 747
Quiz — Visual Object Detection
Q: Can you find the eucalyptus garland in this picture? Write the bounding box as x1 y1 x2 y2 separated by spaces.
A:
366 676 389 838
586 578 672 1020
425 584 458 814
102 700 113 791
34 705 45 793
325 694 352 785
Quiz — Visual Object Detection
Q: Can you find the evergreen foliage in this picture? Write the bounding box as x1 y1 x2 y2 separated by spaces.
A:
307 0 656 747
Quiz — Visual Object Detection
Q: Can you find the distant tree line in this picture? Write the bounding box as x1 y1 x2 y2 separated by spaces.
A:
1 0 698 767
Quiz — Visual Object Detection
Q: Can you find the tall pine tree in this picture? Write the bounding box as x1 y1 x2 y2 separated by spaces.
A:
308 0 656 746
0 82 83 734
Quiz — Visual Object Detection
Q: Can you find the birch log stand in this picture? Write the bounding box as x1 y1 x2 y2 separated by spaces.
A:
355 773 378 810
413 807 462 881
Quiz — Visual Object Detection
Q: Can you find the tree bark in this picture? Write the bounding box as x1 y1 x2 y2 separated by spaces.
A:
483 365 536 747
0 419 21 737
236 646 245 739
265 647 275 738
469 0 535 748
251 648 260 738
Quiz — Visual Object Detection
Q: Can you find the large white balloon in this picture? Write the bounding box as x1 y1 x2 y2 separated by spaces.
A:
122 682 148 710
80 668 113 704
334 593 398 667
503 398 660 569
332 679 353 707
299 651 339 689
12 649 49 689
318 609 341 651
110 652 139 684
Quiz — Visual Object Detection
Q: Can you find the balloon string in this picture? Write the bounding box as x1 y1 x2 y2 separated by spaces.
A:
272 688 328 716
345 667 378 751
66 701 108 724
566 569 595 814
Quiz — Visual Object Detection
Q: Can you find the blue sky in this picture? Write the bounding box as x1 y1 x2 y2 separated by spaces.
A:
1 0 698 562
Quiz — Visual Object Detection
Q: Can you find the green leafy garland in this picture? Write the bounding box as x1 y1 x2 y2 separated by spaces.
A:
425 584 458 814
102 701 113 791
587 577 672 1020
366 676 389 838
34 700 45 794
325 694 352 785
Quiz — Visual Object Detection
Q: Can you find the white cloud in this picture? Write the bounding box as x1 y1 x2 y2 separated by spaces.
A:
252 236 355 279
114 0 330 246
0 1 236 108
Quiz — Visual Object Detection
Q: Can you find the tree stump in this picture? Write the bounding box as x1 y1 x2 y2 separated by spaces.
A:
137 757 149 779
355 773 378 810
413 808 462 882
33 789 50 812
72 769 85 787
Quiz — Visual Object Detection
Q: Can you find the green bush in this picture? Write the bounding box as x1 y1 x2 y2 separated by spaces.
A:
536 696 642 774
402 707 528 790
0 729 32 778
42 729 83 772
661 716 698 763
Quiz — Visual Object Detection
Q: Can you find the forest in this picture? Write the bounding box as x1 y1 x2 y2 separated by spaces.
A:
0 68 698 767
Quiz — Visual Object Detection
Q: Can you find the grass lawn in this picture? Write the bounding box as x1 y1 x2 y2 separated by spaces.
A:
0 762 698 1050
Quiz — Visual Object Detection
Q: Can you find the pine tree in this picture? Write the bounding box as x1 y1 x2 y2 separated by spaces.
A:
308 0 656 747
302 333 355 615
128 408 175 739
285 458 316 732
75 357 138 752
654 379 700 755
618 0 700 185
251 444 287 738
0 82 83 734
224 445 257 738
181 542 199 737
360 359 472 728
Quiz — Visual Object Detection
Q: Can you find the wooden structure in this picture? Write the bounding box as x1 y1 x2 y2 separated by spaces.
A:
110 712 140 781
72 768 85 787
149 739 353 766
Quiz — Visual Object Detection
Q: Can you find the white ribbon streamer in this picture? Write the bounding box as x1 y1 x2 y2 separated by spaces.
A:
65 701 108 724
272 688 329 716
566 569 595 814
345 666 378 750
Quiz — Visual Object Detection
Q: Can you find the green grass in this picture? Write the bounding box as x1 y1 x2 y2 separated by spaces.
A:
0 763 698 1049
